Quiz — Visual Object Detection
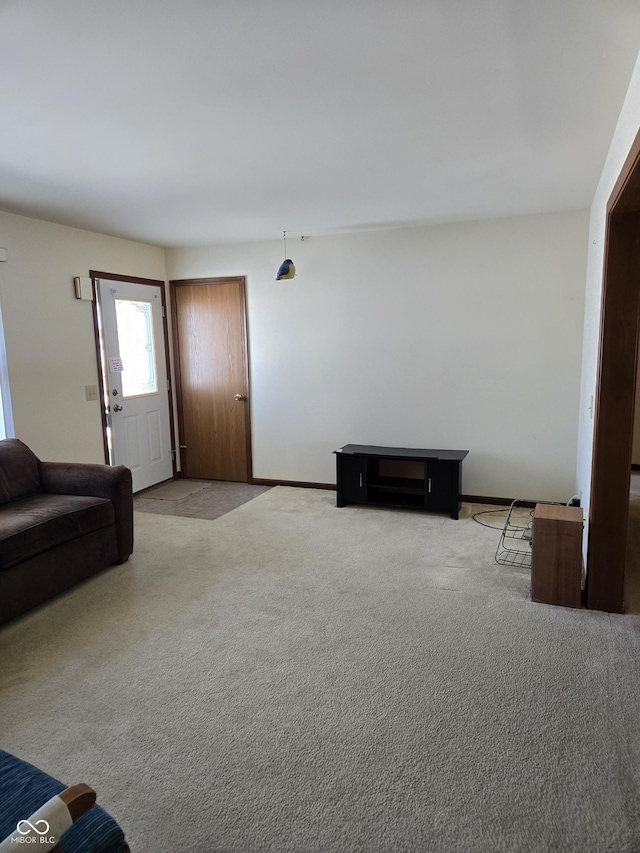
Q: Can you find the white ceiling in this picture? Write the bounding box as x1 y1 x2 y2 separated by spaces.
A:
1 0 640 247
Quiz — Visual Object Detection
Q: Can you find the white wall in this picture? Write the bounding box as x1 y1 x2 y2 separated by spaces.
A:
167 210 588 501
0 210 166 462
576 50 640 530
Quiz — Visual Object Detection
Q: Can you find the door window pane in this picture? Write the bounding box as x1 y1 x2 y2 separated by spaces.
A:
115 298 158 398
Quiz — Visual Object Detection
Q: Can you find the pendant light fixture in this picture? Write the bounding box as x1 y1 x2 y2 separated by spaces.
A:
276 231 296 280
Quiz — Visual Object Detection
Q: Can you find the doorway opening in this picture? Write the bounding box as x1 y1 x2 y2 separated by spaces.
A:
625 465 640 614
587 128 640 613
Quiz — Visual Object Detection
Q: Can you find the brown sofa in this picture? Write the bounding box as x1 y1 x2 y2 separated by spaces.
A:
0 439 133 626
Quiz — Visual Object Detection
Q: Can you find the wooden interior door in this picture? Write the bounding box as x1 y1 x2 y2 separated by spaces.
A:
171 277 250 481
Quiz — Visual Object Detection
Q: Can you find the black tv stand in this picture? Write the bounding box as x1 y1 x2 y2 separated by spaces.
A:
334 444 468 519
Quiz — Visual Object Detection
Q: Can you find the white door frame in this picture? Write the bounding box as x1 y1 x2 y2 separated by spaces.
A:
91 270 176 487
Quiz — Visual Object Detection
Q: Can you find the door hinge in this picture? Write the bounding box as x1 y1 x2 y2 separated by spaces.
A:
167 379 171 391
162 305 166 317
170 448 176 459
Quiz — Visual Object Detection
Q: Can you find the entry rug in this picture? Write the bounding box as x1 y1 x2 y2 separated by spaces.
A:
142 479 208 501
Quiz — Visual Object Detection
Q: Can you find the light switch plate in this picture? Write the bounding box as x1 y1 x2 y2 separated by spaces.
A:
85 385 98 401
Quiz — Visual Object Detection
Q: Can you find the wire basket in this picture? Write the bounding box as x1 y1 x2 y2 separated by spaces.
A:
495 499 533 568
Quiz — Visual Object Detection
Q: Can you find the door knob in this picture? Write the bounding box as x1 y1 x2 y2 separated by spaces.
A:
113 404 123 412
234 394 245 401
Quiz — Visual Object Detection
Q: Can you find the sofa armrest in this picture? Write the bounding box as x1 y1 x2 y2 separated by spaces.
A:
38 462 133 563
0 784 96 853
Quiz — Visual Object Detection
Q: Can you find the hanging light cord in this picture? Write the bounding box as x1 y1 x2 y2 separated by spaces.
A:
283 230 287 259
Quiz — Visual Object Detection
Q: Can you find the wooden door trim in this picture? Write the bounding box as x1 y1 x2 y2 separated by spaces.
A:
605 128 640 216
90 271 165 287
587 127 640 612
90 286 111 466
169 276 253 481
90 271 177 478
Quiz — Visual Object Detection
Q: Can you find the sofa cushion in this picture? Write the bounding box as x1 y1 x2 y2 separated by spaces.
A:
0 439 42 505
0 494 115 571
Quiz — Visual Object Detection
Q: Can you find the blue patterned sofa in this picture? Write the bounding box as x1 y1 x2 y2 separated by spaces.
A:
0 750 129 851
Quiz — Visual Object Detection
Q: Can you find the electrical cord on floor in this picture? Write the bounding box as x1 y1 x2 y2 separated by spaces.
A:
473 496 580 530
472 508 514 530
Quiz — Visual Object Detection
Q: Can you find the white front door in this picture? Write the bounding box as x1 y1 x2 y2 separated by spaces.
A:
97 278 173 492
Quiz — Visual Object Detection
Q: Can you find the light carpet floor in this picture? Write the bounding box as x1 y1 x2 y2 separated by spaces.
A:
1 488 639 852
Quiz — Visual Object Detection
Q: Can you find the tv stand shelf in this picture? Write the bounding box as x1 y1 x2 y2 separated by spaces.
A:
334 444 468 520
